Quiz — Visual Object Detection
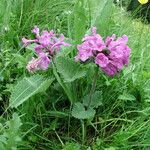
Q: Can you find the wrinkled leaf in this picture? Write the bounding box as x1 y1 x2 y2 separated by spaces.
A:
90 0 114 36
10 75 54 108
72 102 95 119
55 57 86 82
83 91 103 108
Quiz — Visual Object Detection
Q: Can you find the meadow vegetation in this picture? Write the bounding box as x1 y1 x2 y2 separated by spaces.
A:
0 0 150 149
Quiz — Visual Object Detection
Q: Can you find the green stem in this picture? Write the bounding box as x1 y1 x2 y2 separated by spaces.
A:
87 68 99 108
81 119 86 145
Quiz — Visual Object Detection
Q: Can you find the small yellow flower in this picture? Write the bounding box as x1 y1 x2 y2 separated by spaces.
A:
138 0 149 4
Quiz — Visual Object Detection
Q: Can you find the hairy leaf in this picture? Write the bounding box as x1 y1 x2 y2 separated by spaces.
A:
55 57 86 82
90 0 114 36
72 102 95 119
10 75 54 108
83 91 103 108
0 113 22 149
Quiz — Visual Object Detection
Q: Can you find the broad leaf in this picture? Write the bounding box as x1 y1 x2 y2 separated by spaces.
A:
0 113 22 149
10 75 54 108
55 57 86 82
83 91 103 108
90 0 114 36
72 102 95 119
73 0 87 44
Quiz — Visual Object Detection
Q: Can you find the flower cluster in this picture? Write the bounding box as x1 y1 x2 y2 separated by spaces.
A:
22 26 70 72
75 27 131 76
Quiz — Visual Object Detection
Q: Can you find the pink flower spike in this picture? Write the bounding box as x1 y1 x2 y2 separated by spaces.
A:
24 26 71 73
74 27 131 77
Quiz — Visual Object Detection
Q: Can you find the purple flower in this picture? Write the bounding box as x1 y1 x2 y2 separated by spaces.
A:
26 58 39 72
105 34 116 47
22 38 37 46
107 34 131 66
32 26 40 37
75 45 93 62
38 30 53 47
95 53 109 68
37 52 51 70
102 62 118 77
103 35 131 76
22 26 71 72
49 34 71 54
75 27 106 62
75 27 131 77
26 53 50 73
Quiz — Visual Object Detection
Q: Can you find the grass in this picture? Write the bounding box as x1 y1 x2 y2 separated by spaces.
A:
0 0 150 150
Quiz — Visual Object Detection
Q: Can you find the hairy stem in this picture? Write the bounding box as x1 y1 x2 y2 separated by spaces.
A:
87 68 99 108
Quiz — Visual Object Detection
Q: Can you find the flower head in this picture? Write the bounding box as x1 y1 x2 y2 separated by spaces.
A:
26 53 50 73
75 27 131 77
75 27 106 62
22 26 71 72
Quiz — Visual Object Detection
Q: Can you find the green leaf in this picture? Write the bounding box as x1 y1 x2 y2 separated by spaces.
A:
83 91 103 108
55 57 86 82
46 111 69 118
118 94 136 101
0 113 22 149
10 75 54 108
72 102 95 119
73 0 87 43
90 0 114 36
